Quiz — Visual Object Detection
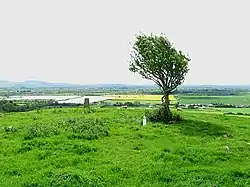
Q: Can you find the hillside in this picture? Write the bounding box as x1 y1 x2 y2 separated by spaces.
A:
0 108 249 186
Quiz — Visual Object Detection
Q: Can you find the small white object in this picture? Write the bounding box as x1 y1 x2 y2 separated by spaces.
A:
143 116 147 126
225 146 230 152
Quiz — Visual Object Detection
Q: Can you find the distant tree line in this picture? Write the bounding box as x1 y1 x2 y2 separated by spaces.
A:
224 112 250 116
175 88 248 96
101 101 174 108
177 102 250 108
1 86 250 97
0 100 82 113
212 103 250 108
135 88 249 96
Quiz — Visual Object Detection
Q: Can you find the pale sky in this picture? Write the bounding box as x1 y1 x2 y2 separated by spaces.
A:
0 0 249 85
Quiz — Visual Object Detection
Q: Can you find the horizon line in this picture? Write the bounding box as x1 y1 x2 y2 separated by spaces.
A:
1 79 250 86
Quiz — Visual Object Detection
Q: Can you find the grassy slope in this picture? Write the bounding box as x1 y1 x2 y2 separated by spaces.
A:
0 108 250 187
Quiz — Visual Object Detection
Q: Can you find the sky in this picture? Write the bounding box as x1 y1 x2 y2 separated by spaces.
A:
0 0 249 85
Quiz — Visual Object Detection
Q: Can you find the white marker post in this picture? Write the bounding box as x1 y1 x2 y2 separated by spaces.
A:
143 115 147 126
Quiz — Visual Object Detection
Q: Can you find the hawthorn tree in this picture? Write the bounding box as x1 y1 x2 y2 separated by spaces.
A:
129 34 190 121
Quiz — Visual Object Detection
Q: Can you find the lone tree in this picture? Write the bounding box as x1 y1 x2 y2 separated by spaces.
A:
129 33 190 122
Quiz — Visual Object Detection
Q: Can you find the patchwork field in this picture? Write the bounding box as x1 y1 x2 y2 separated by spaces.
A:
218 108 250 113
0 107 249 186
109 94 175 101
179 94 250 105
108 94 250 106
107 94 176 105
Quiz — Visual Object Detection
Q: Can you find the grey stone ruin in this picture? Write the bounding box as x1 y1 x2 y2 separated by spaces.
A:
84 98 90 107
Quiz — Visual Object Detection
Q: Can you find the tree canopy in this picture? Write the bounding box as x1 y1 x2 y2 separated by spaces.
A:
129 34 190 93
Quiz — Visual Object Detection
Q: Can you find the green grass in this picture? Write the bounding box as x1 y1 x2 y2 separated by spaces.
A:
0 108 250 186
179 94 250 105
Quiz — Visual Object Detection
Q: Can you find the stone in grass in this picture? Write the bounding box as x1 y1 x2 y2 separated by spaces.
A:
84 98 90 107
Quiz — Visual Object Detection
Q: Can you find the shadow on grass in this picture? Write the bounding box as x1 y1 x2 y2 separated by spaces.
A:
178 119 229 137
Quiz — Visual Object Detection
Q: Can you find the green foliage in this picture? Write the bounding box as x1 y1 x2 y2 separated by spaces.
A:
224 112 250 116
82 107 95 114
24 124 60 140
3 126 18 133
49 172 86 187
0 100 18 112
72 144 98 155
62 118 109 140
145 107 183 124
0 100 83 113
129 33 190 92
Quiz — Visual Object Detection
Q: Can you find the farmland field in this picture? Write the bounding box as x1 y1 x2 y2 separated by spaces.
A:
108 94 250 106
0 107 249 186
179 94 250 105
106 99 162 105
107 94 176 105
177 107 250 116
109 94 175 101
218 108 250 113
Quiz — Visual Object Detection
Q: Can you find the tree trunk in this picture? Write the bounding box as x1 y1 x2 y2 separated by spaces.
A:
162 92 172 121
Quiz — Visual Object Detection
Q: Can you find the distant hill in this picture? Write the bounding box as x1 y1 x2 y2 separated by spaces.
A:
0 80 82 88
0 80 157 89
1 80 250 89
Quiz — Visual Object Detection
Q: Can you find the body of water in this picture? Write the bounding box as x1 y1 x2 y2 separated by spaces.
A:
58 96 112 104
0 95 111 104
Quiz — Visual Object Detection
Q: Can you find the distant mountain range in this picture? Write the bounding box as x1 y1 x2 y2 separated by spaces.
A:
1 80 250 89
0 80 157 89
0 80 79 88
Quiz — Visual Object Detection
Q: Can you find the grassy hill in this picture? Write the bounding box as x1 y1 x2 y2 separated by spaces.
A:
0 108 249 186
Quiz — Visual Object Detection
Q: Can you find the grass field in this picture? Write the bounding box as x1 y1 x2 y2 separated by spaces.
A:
179 94 250 105
0 107 250 186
